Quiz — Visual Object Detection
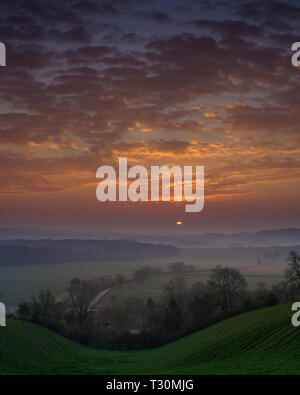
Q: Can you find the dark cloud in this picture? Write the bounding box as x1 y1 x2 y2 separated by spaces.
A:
57 26 91 43
134 11 171 23
73 1 101 14
190 19 264 38
64 46 116 65
236 1 300 31
238 1 300 22
121 33 144 45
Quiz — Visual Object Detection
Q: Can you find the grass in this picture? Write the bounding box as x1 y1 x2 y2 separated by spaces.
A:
1 302 300 375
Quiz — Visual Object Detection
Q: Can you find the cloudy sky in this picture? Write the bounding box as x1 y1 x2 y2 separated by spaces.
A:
0 0 300 234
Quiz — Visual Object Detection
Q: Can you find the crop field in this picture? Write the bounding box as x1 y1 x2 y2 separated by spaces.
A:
0 245 292 311
0 303 299 375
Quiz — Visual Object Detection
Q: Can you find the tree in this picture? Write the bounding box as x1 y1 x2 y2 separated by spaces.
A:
187 264 195 272
17 290 58 324
68 278 93 325
147 297 155 309
285 251 300 291
17 302 32 321
115 273 127 285
169 262 186 273
162 277 188 306
266 252 300 304
37 290 56 321
164 298 182 331
133 266 161 281
272 280 296 303
146 297 156 327
125 296 144 317
134 266 153 281
189 294 215 325
209 266 247 311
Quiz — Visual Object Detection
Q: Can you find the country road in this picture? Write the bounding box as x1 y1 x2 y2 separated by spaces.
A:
88 287 117 311
88 280 136 312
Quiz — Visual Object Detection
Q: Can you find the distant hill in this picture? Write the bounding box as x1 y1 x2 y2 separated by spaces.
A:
0 302 299 374
0 239 179 266
1 227 300 248
132 228 300 247
0 227 125 240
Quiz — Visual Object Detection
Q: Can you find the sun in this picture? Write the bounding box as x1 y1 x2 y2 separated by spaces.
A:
176 221 183 226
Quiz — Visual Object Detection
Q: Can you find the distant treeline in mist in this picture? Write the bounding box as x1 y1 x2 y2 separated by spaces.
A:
0 239 179 266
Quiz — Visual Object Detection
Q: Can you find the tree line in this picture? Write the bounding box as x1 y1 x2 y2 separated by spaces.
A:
14 251 300 350
0 239 179 266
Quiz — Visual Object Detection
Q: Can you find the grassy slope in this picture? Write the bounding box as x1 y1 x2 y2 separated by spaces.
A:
0 302 300 375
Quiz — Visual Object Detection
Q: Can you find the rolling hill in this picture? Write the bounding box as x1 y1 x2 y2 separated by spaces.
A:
0 302 300 375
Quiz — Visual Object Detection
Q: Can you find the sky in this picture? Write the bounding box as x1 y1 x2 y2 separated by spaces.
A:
0 0 300 235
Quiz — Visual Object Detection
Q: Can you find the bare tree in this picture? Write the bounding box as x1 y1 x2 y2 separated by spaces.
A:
68 278 93 325
209 266 247 311
37 290 56 321
162 277 188 306
285 251 300 289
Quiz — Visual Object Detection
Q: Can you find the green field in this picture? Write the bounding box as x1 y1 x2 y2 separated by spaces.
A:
1 303 300 374
1 246 292 311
